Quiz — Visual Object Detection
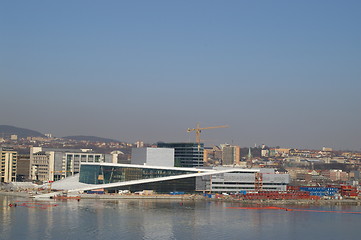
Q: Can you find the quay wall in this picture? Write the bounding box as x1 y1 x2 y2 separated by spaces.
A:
1 190 361 205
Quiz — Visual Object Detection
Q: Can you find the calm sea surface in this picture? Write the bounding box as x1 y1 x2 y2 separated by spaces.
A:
1 195 361 240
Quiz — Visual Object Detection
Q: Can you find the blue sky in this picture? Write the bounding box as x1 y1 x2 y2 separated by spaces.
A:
1 1 360 150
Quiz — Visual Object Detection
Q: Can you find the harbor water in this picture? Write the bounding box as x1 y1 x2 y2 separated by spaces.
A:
1 195 361 240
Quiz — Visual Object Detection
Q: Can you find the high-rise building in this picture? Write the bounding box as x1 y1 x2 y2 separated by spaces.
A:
0 147 17 183
221 144 240 165
157 142 204 168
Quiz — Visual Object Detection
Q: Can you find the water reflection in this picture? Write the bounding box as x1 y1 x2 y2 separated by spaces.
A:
1 196 361 240
1 196 12 239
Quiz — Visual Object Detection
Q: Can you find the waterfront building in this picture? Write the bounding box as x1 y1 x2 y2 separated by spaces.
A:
49 162 290 195
30 151 51 182
0 147 17 183
157 142 204 167
200 167 290 193
221 144 240 166
30 147 118 182
131 147 174 167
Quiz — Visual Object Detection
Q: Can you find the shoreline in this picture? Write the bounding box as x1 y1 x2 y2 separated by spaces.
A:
209 198 361 206
1 191 361 205
0 191 32 198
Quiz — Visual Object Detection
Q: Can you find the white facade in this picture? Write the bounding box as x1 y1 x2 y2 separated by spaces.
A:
30 147 116 182
261 149 270 157
10 135 18 141
198 168 290 193
0 148 17 183
131 147 174 167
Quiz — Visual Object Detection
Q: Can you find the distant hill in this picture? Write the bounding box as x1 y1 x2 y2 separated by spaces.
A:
63 135 122 143
0 125 45 138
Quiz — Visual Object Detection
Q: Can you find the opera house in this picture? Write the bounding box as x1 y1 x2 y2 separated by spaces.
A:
48 162 290 195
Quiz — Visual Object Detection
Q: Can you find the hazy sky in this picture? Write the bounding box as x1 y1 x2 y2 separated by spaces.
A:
1 1 360 150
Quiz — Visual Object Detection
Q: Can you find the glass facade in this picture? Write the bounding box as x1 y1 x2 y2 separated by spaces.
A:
157 142 204 167
107 178 196 193
79 164 196 185
77 164 290 194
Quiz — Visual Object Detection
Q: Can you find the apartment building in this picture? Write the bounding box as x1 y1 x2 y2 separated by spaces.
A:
0 147 17 183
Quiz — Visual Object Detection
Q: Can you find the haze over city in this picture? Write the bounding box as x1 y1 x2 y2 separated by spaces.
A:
1 1 360 150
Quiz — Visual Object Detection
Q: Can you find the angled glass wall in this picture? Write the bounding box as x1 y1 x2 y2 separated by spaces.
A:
107 178 197 193
79 164 196 184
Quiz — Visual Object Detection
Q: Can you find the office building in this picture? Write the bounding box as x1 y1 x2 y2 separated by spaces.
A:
198 167 290 193
30 147 118 182
157 142 204 167
221 144 240 165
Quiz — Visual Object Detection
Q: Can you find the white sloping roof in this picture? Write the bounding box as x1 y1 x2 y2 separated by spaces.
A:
50 174 94 190
34 165 259 198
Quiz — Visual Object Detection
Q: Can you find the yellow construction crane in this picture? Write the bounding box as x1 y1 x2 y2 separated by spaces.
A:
187 123 229 150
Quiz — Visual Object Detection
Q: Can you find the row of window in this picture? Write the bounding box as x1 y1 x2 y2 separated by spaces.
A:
212 182 286 185
212 187 279 190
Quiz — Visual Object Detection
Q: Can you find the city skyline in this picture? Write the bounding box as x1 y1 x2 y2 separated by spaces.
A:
0 124 357 152
1 1 360 151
